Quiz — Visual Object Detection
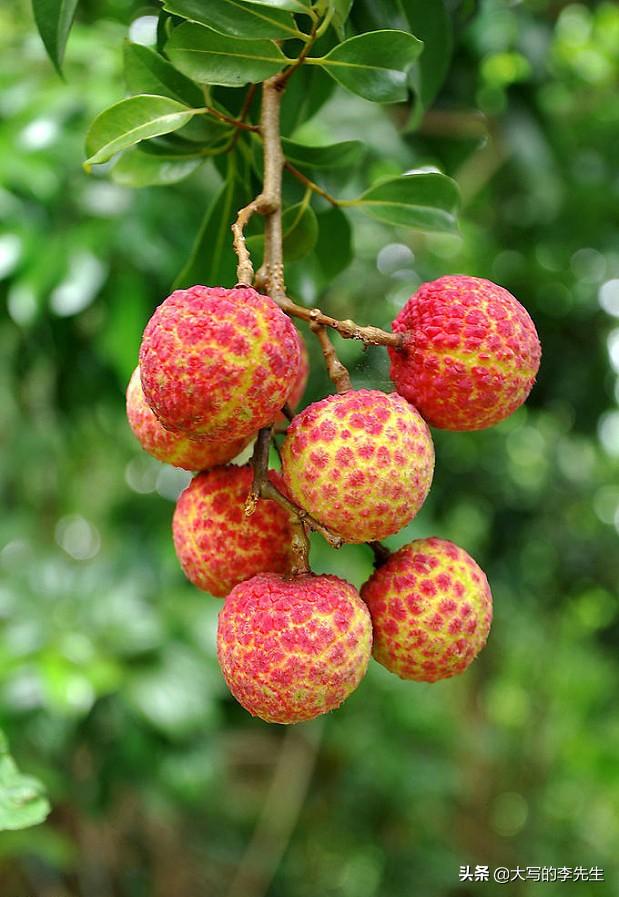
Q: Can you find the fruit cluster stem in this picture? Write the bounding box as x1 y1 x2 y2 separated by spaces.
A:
310 323 352 392
245 427 344 574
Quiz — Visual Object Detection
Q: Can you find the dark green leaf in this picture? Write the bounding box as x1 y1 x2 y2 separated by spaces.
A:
280 64 335 135
0 731 50 831
112 148 203 187
350 0 408 33
283 138 365 170
174 159 251 288
314 205 352 281
329 0 354 39
85 95 199 166
32 0 79 74
402 0 453 126
354 169 460 233
163 0 300 40
123 41 204 107
315 30 423 104
166 23 288 87
248 202 319 264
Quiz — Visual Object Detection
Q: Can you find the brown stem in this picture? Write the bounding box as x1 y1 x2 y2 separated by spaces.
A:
279 299 404 348
245 428 344 567
258 77 286 299
205 106 259 132
311 323 351 393
284 162 339 207
369 541 392 567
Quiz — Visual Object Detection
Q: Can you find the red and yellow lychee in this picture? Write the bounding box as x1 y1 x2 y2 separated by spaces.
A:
389 275 541 430
126 367 250 471
172 464 295 597
217 572 372 723
280 389 434 543
139 285 300 441
361 537 492 682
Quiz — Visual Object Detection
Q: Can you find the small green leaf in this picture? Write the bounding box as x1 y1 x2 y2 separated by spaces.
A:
112 148 203 187
353 169 460 233
248 203 319 263
283 138 365 170
32 0 79 74
174 158 252 288
314 29 422 104
85 95 199 167
123 41 204 107
243 0 311 10
166 23 288 87
163 0 299 40
0 731 50 832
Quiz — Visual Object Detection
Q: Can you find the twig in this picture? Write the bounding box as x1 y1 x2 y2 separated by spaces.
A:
279 299 404 348
310 323 351 392
245 428 344 566
256 77 287 299
204 106 259 132
284 161 339 206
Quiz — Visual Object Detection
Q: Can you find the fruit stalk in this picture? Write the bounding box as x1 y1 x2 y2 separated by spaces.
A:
245 427 344 573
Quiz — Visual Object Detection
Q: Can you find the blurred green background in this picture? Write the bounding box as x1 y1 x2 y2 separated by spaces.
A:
1 1 619 895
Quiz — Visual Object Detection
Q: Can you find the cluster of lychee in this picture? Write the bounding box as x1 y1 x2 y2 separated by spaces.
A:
126 277 541 724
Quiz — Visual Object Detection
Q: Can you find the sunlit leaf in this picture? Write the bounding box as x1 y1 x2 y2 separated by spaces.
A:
163 0 300 40
353 169 460 233
0 731 50 832
314 30 422 104
85 95 199 166
166 23 288 87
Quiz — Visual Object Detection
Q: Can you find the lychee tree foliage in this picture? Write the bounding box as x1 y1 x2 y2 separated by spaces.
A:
33 0 541 725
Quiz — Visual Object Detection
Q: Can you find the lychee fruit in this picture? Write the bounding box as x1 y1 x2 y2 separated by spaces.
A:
389 275 541 430
217 572 372 723
280 390 434 543
361 537 492 682
126 367 250 471
173 464 295 597
139 285 300 440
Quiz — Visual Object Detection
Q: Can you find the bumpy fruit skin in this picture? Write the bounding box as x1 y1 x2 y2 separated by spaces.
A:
389 275 541 431
281 390 434 543
361 537 492 682
217 572 372 723
139 285 300 440
173 465 295 598
126 368 250 471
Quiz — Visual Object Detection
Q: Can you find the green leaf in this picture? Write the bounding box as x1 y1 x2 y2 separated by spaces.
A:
242 0 311 10
0 731 50 832
248 202 319 263
314 204 352 281
32 0 79 74
166 23 288 87
314 29 423 104
402 0 453 125
123 41 204 107
353 169 460 233
112 148 203 187
174 159 251 289
163 0 299 40
329 0 354 39
283 138 365 170
85 95 199 167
